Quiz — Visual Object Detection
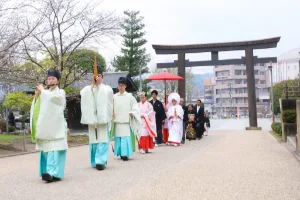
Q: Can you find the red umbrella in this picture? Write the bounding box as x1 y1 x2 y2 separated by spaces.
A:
147 70 184 105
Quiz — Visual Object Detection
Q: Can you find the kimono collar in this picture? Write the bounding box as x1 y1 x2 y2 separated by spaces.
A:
49 86 59 92
118 91 128 96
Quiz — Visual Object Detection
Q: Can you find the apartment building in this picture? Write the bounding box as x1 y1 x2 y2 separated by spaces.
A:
204 77 214 104
213 64 271 117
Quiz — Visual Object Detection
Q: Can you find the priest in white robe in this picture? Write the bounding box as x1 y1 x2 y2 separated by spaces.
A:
111 77 141 161
138 92 156 154
166 93 184 146
80 66 113 170
30 69 68 182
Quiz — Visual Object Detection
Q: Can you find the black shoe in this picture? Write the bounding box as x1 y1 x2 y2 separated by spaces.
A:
122 156 129 161
42 173 53 182
96 164 106 170
53 177 61 182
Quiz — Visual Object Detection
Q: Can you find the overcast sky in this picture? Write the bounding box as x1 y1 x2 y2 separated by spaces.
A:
97 0 300 74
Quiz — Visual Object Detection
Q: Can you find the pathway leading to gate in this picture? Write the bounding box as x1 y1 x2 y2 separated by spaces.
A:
1 128 300 199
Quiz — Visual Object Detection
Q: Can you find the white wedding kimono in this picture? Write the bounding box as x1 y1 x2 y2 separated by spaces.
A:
80 83 113 167
167 104 184 145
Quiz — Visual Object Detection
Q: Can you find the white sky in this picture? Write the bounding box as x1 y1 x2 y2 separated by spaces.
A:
96 0 300 74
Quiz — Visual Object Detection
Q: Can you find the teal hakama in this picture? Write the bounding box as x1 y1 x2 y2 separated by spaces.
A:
39 150 67 179
30 85 68 181
89 125 110 167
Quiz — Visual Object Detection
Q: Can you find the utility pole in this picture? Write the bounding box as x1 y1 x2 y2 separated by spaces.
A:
268 65 275 123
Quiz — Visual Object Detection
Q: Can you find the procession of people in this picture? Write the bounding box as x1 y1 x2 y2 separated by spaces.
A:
30 67 210 183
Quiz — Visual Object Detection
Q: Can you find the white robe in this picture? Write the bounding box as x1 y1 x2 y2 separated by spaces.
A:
113 92 141 137
167 104 184 144
80 84 113 143
30 86 68 152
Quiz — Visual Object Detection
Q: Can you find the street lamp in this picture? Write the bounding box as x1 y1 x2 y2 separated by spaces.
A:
267 65 275 123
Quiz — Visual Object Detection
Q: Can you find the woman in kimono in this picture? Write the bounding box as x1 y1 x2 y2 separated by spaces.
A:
204 114 210 136
166 93 184 146
30 69 68 182
186 104 197 140
162 94 169 144
138 92 156 154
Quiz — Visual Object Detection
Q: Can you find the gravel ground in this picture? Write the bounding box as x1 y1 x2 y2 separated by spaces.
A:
1 130 300 200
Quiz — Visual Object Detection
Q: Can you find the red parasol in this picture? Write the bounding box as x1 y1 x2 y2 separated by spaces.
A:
147 70 184 105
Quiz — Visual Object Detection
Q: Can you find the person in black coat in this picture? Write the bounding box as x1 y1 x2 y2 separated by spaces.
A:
194 100 205 139
149 90 167 145
8 112 15 127
179 98 188 144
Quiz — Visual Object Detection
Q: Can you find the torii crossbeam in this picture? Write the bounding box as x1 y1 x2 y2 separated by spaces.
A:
152 37 281 130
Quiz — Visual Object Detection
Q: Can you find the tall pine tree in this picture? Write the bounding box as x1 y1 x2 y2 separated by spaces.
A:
112 10 150 77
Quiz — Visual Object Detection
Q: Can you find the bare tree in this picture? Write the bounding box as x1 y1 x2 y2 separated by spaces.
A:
2 0 119 87
0 0 42 85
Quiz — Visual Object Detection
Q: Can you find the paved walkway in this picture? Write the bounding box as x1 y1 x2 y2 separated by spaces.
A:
1 130 300 200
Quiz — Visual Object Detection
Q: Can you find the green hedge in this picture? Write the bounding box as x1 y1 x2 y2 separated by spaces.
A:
8 126 16 132
282 109 297 123
271 122 282 136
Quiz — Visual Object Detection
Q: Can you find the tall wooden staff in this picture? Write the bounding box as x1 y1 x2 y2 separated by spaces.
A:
93 56 98 140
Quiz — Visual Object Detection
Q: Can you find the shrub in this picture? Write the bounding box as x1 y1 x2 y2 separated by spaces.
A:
282 109 297 123
8 126 16 132
0 119 6 132
271 122 282 136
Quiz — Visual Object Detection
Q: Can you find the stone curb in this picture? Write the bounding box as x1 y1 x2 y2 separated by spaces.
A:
0 143 89 159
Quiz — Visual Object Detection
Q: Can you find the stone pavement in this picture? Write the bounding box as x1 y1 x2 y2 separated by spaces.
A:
1 130 300 200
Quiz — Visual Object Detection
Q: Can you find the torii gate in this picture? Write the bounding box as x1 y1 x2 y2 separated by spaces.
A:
152 37 280 130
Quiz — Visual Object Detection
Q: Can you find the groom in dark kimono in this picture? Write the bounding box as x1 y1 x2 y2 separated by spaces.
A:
149 90 166 146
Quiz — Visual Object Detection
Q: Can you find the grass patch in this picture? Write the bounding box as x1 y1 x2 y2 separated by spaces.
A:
68 135 89 145
0 134 28 145
269 131 282 142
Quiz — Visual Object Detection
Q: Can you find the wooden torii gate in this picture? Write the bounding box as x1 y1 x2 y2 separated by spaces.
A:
152 37 280 130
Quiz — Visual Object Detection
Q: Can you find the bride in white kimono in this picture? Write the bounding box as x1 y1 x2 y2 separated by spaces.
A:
166 93 184 146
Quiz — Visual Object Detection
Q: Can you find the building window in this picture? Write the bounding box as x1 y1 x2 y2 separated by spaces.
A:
255 79 259 84
259 71 264 75
260 80 265 84
222 72 224 76
254 70 259 75
235 70 242 75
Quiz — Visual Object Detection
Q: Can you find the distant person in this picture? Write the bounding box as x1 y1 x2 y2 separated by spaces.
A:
163 94 169 143
185 104 196 140
8 112 15 127
194 100 205 139
149 90 166 146
179 98 188 144
204 114 210 136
